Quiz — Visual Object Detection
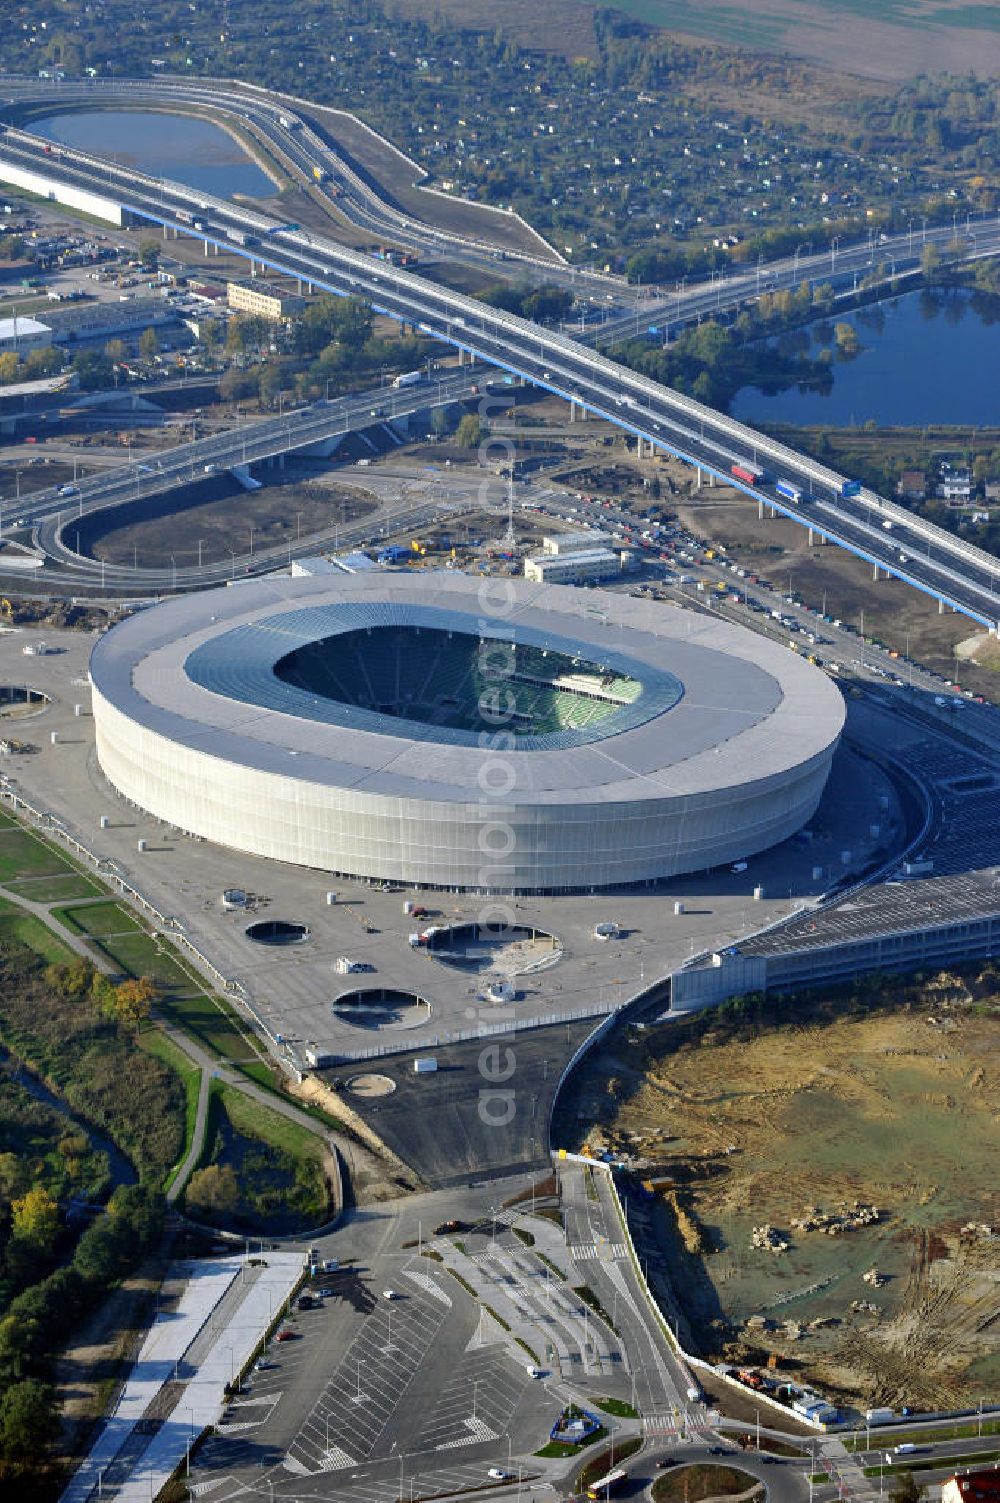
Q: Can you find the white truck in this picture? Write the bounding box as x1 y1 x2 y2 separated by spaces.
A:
392 370 424 389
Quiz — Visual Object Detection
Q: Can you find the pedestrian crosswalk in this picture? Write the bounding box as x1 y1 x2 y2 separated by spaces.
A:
643 1412 679 1437
568 1242 628 1260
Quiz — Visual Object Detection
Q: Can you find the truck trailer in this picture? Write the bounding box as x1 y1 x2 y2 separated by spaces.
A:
392 370 424 389
731 460 764 486
775 479 804 504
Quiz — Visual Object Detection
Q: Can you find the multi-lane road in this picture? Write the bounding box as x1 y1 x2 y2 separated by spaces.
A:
5 113 1000 631
0 74 619 295
13 368 486 588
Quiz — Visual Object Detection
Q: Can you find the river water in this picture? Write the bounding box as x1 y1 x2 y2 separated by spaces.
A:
4 1056 137 1192
733 286 1000 428
31 109 276 200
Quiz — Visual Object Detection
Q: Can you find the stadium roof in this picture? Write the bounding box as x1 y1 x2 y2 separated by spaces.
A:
90 571 844 807
183 600 683 751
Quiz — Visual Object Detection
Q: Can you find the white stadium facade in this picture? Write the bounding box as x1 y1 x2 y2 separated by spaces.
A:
89 572 845 893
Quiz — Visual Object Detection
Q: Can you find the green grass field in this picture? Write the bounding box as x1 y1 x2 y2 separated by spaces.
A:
5 872 104 903
220 1082 325 1164
158 990 260 1063
54 900 146 938
0 826 78 882
87 932 195 990
0 896 77 965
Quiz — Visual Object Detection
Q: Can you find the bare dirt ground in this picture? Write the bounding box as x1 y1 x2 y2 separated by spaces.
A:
570 977 1000 1408
80 465 379 569
676 485 1000 700
54 1258 169 1469
627 0 1000 82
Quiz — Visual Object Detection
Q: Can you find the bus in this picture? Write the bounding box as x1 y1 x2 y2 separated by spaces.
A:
587 1468 629 1499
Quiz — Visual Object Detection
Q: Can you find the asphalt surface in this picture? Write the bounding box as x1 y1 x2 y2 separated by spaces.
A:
337 1018 602 1188
560 1161 699 1424
185 1183 579 1503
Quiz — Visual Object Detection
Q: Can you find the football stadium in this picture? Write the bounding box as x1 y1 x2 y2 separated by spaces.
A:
89 572 845 892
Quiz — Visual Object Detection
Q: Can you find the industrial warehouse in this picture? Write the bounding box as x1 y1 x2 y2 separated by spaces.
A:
88 572 845 891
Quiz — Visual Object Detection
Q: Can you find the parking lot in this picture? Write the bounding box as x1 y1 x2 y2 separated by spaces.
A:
288 1274 455 1470
186 1211 552 1501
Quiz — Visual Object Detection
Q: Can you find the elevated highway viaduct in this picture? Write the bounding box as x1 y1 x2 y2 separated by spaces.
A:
3 123 1000 631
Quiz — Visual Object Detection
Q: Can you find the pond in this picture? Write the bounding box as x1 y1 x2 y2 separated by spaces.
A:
30 109 277 200
733 286 1000 428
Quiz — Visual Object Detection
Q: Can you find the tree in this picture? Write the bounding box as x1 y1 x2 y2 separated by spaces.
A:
921 242 941 280
257 362 282 409
72 351 113 391
104 338 126 364
185 1164 238 1219
219 367 258 402
890 1473 925 1503
0 1379 58 1464
430 405 452 437
199 317 221 355
0 352 18 385
137 237 160 270
834 321 860 355
225 317 249 358
456 413 485 448
0 1152 26 1201
22 346 62 379
138 326 159 361
45 957 94 999
111 976 155 1030
11 1187 58 1254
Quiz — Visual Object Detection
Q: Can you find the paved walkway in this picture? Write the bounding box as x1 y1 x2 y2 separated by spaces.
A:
59 1259 242 1503
60 1253 303 1503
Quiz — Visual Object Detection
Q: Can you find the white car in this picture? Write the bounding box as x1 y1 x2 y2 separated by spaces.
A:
525 1364 544 1379
382 1289 399 1300
488 1469 512 1481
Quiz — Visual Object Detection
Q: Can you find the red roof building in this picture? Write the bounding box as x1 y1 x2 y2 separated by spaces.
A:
942 1467 1000 1503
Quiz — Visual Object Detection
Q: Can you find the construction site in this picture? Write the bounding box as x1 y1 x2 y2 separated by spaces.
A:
568 973 1000 1411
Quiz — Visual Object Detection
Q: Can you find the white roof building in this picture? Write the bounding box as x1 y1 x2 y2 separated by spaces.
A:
0 316 53 353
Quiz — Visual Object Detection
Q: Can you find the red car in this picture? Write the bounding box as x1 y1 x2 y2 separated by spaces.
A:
276 1330 299 1342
